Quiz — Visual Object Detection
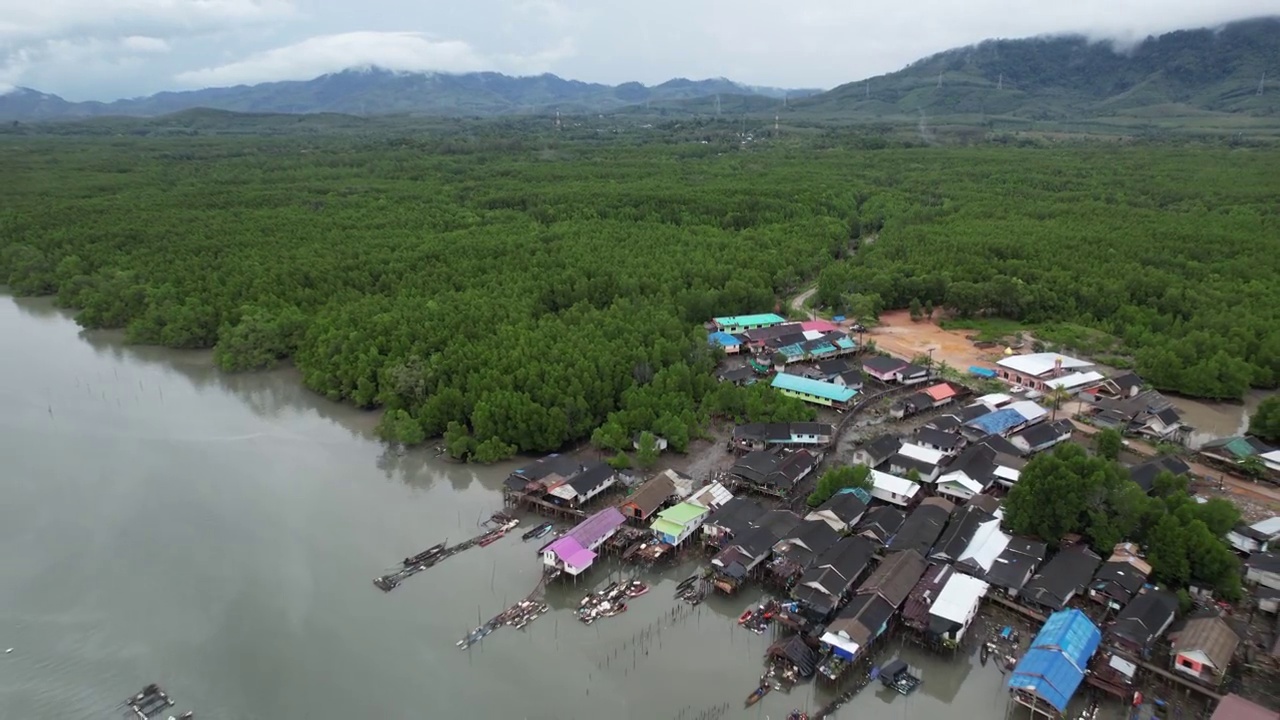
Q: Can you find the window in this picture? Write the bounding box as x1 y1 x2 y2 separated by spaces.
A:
1177 656 1195 669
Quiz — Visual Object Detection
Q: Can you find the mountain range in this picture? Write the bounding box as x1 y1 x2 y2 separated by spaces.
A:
1 17 1277 124
0 71 821 121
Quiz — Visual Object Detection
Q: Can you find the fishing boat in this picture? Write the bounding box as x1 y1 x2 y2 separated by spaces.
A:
602 603 627 617
403 542 447 567
522 521 553 541
625 581 649 598
478 532 504 548
745 683 771 707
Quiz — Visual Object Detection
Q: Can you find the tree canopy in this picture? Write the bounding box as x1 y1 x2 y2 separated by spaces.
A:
807 465 873 508
1003 444 1242 599
1248 396 1280 443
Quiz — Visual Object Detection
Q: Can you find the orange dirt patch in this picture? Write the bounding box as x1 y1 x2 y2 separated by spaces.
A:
869 310 1002 371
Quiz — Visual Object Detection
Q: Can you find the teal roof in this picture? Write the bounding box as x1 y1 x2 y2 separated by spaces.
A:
714 313 786 327
771 373 856 402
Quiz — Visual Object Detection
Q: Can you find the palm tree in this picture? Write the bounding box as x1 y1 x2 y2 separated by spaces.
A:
1047 386 1072 421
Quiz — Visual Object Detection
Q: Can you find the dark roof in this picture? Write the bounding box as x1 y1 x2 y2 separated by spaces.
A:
902 562 954 629
887 501 953 555
1247 552 1280 574
1129 455 1192 493
863 356 908 374
902 392 934 410
1023 545 1103 610
795 536 878 610
792 422 833 437
860 434 903 461
758 509 804 539
855 506 906 545
771 332 809 348
916 427 965 451
838 369 864 386
931 505 994 562
769 451 819 488
718 366 756 383
1010 419 1073 450
857 550 928 608
977 434 1022 457
742 323 803 342
565 462 617 494
828 593 897 647
706 497 766 536
898 363 929 377
966 494 1002 515
731 524 783 558
815 492 868 524
888 452 940 476
767 635 818 677
1154 407 1181 425
820 536 877 580
775 520 843 564
1109 590 1178 648
505 453 585 490
985 551 1040 591
926 415 962 432
1090 560 1150 601
1109 372 1144 394
1003 537 1049 561
817 358 853 376
730 449 782 484
957 403 993 422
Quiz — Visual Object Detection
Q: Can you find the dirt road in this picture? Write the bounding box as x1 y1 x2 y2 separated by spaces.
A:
790 287 817 321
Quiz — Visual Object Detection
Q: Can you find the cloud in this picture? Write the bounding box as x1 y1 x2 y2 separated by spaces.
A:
173 31 574 87
0 0 294 43
121 36 171 54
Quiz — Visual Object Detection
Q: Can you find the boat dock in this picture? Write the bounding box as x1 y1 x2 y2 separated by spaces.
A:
456 583 550 650
374 516 519 592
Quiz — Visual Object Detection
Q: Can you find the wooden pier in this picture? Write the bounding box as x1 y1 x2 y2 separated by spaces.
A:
504 492 587 520
373 517 518 592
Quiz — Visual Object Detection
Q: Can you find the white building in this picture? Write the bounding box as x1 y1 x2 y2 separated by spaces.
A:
928 574 990 645
995 353 1094 392
869 469 921 507
1227 517 1280 555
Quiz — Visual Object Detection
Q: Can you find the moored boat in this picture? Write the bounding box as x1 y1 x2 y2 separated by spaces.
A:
522 521 553 541
625 581 649 598
745 684 771 707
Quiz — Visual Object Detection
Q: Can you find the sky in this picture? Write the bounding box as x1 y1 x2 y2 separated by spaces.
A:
0 0 1276 101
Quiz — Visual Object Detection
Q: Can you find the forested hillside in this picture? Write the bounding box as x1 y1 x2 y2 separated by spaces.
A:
1 135 1277 457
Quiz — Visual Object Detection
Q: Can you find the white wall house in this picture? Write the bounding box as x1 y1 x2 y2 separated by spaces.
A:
869 469 920 507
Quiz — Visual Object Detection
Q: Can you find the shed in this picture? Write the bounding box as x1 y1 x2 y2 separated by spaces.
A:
1108 589 1178 655
618 473 677 521
1007 609 1102 715
1170 615 1239 686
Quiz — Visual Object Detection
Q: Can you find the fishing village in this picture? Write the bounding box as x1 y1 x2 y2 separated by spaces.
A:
370 312 1280 720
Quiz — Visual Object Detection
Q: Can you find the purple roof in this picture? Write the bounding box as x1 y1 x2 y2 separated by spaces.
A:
564 548 597 568
567 507 626 547
545 535 585 561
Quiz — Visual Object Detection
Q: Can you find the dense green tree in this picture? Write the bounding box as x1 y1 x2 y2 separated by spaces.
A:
1094 428 1124 460
591 421 629 453
635 431 660 470
807 465 873 507
908 298 923 321
1249 397 1280 443
608 451 632 470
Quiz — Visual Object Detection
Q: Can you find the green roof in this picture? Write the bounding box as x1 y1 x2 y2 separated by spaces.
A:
713 313 786 328
1223 437 1258 459
651 519 684 537
655 501 709 526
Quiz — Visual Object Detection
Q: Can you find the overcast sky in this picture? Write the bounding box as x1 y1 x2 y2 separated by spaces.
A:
1 0 1276 100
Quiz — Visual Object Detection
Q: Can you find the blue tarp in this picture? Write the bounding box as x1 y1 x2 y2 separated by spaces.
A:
1007 609 1101 713
708 331 743 347
969 366 997 378
832 316 846 322
966 408 1026 436
836 487 872 504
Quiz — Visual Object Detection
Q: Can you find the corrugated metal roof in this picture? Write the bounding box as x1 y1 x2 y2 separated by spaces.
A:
708 331 743 346
930 573 988 624
997 353 1092 377
771 373 857 402
713 313 786 327
1006 609 1101 713
656 502 709 526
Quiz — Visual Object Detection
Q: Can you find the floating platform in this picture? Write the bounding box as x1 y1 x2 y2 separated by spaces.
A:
118 683 192 720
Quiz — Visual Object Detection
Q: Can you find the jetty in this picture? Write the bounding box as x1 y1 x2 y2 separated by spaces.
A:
374 516 519 592
456 584 550 650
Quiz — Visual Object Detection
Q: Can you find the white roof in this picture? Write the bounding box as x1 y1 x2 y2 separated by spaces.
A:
820 631 861 658
997 353 1093 378
1250 516 1280 536
688 482 733 509
1043 371 1106 391
975 393 1013 408
1262 451 1280 463
869 469 920 498
958 519 1011 573
549 484 579 500
897 442 946 466
1108 654 1137 678
994 465 1022 482
938 470 983 494
929 574 989 624
1008 400 1048 423
802 330 825 341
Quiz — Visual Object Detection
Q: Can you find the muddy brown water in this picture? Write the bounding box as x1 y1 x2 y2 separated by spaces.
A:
2 295 1132 719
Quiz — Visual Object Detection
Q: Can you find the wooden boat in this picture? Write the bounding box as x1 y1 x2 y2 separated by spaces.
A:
745 684 771 707
980 642 992 665
625 581 649 598
522 522 553 541
478 531 504 548
738 609 754 624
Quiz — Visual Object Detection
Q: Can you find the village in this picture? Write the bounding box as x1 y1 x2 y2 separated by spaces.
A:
473 312 1280 720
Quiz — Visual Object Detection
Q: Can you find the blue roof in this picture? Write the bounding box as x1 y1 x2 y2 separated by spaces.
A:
1007 609 1101 713
969 366 997 378
836 487 872 504
966 407 1025 435
771 373 857 402
832 316 846 322
713 313 786 328
708 331 743 347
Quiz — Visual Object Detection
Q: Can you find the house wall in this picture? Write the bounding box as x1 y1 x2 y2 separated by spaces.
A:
851 450 882 467
578 478 618 505
888 461 939 483
1246 568 1280 590
938 483 976 502
657 518 704 546
865 367 898 382
1173 652 1216 683
871 487 913 506
778 388 836 407
997 369 1052 391
897 372 930 386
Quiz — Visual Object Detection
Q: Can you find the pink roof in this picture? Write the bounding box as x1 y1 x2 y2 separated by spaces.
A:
925 383 958 401
566 507 626 546
545 536 585 560
564 547 598 568
801 320 839 333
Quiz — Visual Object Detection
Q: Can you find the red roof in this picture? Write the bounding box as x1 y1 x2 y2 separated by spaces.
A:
800 320 839 333
924 383 958 402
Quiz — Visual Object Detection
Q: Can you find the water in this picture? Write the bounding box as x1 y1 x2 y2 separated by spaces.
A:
1166 390 1274 450
0 295 1111 720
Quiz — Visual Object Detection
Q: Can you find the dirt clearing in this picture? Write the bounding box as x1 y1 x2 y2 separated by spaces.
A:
869 310 1002 370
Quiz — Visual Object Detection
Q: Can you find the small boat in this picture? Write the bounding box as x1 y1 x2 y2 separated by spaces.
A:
787 710 808 720
738 609 754 625
980 642 992 665
603 603 627 617
478 531 504 547
625 581 649 598
522 521 553 541
745 684 771 707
